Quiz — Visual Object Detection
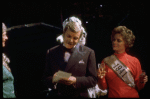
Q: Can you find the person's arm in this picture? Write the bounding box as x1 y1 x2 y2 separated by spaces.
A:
97 76 107 90
97 61 108 90
134 58 145 91
42 50 54 89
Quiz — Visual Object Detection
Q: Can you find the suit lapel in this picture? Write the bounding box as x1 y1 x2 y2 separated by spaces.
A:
56 45 66 70
65 43 85 72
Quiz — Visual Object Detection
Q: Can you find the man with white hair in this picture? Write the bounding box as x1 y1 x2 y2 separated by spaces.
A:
56 19 87 45
43 16 97 98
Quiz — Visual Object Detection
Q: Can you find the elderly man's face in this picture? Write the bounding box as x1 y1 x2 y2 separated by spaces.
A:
63 29 81 49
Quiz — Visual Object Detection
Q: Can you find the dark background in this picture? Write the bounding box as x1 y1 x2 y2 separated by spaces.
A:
2 1 149 98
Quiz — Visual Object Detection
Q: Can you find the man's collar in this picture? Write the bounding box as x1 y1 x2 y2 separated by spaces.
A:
63 43 76 49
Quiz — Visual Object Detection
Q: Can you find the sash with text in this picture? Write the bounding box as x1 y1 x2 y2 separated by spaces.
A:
104 55 135 87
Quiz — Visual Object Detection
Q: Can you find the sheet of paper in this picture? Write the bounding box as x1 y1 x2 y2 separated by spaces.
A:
52 70 72 83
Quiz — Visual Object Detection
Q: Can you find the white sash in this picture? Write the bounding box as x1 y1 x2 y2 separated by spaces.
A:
104 55 135 87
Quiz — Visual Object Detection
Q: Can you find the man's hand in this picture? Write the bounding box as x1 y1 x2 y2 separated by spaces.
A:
59 76 76 85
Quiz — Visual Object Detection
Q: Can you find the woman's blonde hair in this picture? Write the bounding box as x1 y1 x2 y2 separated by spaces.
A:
2 23 7 33
111 26 135 50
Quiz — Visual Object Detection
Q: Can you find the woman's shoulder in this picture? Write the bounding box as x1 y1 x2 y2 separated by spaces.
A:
3 65 14 81
102 54 114 61
127 54 140 63
126 54 142 68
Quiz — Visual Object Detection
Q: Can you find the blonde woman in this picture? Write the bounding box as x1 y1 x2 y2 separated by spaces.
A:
97 26 148 98
2 23 16 98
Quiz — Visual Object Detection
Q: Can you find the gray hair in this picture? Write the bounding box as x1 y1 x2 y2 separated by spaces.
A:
56 27 87 45
63 16 82 36
56 16 87 45
62 16 82 31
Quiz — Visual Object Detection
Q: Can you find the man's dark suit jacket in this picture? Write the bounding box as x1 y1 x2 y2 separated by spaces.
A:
42 43 97 97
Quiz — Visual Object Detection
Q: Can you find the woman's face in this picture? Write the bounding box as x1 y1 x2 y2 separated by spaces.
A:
2 31 8 47
63 29 81 49
112 33 126 54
